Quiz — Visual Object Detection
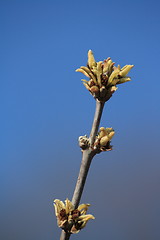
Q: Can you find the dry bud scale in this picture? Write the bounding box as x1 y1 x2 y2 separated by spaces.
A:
76 50 134 102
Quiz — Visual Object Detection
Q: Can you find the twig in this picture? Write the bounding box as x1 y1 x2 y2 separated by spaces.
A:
60 100 104 240
89 100 105 146
60 231 71 240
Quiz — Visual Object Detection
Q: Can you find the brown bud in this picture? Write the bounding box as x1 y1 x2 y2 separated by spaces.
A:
88 79 96 87
71 209 81 220
90 86 99 93
59 209 68 221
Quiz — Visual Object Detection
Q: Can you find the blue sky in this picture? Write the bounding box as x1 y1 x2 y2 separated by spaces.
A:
1 0 160 240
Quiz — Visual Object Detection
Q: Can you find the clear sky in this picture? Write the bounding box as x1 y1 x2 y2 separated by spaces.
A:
1 0 160 240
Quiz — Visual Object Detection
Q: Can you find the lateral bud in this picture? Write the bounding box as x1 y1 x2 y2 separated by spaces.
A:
78 135 90 150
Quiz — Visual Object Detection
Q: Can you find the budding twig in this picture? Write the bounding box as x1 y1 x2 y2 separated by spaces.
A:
54 50 134 240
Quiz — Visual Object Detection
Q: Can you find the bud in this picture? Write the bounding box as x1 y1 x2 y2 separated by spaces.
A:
54 199 95 234
76 51 134 102
100 136 109 146
90 85 99 93
107 68 120 86
78 135 90 150
119 65 134 77
88 50 97 69
108 131 115 141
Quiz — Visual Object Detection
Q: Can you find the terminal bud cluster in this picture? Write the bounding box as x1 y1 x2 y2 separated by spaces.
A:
76 50 134 102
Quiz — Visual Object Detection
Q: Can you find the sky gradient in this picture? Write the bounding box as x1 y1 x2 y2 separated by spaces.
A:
1 0 160 240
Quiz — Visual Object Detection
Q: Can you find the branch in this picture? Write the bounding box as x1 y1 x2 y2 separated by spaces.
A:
60 231 71 240
89 100 105 146
56 49 134 240
59 100 104 240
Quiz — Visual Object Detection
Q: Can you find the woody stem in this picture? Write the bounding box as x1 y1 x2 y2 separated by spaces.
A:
59 100 105 240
